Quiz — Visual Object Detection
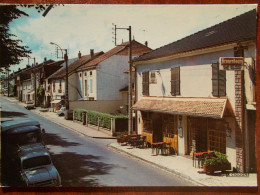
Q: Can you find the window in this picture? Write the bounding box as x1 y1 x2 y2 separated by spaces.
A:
162 114 177 138
79 73 82 77
171 67 180 96
90 79 93 93
212 63 226 97
234 46 244 57
59 80 62 90
149 71 157 84
90 71 92 76
207 119 226 154
84 80 87 96
142 72 149 96
142 112 152 134
84 72 87 77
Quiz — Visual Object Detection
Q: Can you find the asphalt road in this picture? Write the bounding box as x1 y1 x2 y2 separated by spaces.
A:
0 96 194 187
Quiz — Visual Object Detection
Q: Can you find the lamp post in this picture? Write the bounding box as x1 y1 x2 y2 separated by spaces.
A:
50 42 69 110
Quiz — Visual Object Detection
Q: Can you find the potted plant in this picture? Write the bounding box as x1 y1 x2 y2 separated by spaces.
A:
203 151 231 174
116 134 125 144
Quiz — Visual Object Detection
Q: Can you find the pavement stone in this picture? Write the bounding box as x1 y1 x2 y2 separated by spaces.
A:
3 96 258 187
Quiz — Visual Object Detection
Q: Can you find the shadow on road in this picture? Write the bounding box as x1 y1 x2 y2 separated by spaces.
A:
44 132 114 187
1 111 27 118
53 152 113 187
43 132 81 147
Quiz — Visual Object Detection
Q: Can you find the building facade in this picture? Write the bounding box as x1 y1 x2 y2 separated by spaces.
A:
133 10 256 173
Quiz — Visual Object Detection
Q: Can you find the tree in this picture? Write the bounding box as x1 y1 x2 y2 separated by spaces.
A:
0 5 54 71
0 5 31 71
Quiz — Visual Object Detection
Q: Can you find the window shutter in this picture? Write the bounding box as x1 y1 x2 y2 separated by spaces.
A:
212 63 219 97
142 72 149 96
219 70 226 96
171 67 180 96
212 63 226 97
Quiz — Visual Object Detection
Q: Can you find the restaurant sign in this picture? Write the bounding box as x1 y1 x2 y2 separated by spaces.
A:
219 57 244 70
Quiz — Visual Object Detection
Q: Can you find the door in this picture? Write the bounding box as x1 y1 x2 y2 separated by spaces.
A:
187 117 208 154
152 113 163 143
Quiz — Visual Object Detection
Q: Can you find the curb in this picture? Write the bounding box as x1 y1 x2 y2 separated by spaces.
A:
108 144 204 186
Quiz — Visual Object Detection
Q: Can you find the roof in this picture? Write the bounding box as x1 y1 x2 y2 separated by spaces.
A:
18 143 48 158
134 9 257 62
132 97 233 119
78 40 152 70
1 118 40 132
49 52 103 79
9 125 41 134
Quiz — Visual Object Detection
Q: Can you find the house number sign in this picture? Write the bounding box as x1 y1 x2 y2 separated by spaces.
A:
219 57 244 70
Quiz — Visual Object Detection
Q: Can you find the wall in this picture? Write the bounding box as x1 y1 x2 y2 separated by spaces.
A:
136 48 234 101
77 69 97 100
70 100 123 114
97 55 129 101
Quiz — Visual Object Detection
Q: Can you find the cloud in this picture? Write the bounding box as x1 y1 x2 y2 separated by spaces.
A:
9 4 257 72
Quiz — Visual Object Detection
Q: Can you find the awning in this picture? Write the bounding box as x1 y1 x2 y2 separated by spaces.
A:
50 99 61 104
132 97 233 119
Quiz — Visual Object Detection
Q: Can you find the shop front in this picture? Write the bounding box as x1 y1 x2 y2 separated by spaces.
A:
141 111 178 153
133 97 234 157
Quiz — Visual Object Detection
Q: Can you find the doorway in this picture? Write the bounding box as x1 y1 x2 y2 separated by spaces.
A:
152 113 163 143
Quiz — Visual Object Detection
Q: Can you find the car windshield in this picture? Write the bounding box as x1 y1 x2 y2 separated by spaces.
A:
22 156 51 169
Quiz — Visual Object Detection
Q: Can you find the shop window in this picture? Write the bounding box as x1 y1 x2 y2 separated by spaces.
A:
142 72 149 96
208 119 226 154
162 114 177 138
142 111 152 134
212 63 226 97
171 67 180 96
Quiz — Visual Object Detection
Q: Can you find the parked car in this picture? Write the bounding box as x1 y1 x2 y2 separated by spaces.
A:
18 143 61 187
24 101 35 110
57 107 66 116
1 118 44 163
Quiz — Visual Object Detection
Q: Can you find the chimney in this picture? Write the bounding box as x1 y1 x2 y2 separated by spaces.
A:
78 51 82 59
145 41 148 47
44 57 47 62
90 49 94 58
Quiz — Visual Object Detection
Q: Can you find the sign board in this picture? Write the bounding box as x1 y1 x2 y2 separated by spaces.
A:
219 57 244 70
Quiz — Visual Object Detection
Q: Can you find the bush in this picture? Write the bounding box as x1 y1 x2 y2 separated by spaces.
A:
73 108 128 129
204 151 229 166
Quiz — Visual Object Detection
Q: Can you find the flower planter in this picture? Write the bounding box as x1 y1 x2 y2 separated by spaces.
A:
203 163 231 174
117 138 125 144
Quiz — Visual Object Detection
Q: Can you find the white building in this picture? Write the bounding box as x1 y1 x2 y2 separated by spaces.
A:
72 40 152 114
133 10 256 173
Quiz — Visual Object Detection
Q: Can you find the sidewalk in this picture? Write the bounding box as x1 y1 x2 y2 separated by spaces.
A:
4 96 258 187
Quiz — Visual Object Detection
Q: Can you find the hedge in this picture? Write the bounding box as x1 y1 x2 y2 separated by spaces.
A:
73 108 128 129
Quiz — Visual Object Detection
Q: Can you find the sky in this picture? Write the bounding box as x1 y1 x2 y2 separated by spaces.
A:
7 4 258 73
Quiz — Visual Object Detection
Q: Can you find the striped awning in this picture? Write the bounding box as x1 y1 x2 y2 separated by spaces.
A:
132 97 233 119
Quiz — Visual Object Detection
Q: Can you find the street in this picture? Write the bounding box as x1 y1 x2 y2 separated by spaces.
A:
0 97 194 187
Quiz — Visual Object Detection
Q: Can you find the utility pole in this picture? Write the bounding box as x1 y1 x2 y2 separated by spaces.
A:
64 49 69 110
112 24 133 134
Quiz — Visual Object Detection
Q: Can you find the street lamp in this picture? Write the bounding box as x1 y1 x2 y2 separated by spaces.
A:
50 42 69 111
